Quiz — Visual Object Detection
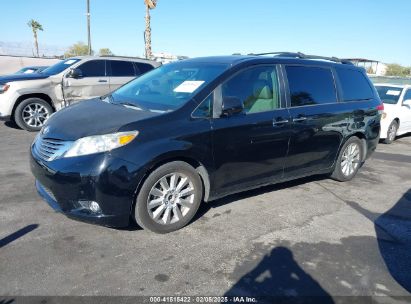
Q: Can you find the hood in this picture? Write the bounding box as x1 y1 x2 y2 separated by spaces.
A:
0 73 50 83
43 99 161 140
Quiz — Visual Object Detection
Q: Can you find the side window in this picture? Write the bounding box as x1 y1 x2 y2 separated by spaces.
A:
221 66 280 114
336 68 374 101
403 89 411 102
77 60 106 77
135 63 155 76
286 66 337 107
110 60 136 77
192 94 213 118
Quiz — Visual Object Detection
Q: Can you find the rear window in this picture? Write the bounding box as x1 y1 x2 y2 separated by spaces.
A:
336 68 374 101
286 66 337 107
110 60 136 77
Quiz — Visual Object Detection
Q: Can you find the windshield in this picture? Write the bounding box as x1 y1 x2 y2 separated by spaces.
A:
376 86 404 104
41 58 81 76
111 61 228 112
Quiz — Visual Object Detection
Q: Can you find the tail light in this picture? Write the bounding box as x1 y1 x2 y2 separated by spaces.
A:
376 103 386 118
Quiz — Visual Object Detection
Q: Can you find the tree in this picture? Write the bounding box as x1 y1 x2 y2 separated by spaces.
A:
99 48 114 56
65 42 91 57
385 64 411 77
144 0 157 59
27 19 43 57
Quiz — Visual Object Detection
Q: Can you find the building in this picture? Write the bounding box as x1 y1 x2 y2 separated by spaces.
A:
344 58 387 76
152 52 189 64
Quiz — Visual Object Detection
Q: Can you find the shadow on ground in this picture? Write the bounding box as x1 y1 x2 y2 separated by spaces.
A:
224 246 334 304
194 174 325 221
0 224 39 248
223 189 411 300
3 121 20 130
347 188 411 292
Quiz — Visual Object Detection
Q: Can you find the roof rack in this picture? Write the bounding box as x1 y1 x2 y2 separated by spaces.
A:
249 52 354 65
98 55 150 61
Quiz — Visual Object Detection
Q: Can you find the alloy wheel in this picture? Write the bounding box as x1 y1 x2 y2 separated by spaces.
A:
388 124 397 142
22 103 50 128
147 173 195 225
341 143 361 177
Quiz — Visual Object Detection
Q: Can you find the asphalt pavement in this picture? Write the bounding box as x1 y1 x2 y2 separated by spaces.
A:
0 121 411 301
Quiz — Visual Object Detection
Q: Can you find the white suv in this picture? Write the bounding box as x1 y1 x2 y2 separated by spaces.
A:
375 84 411 144
0 56 160 131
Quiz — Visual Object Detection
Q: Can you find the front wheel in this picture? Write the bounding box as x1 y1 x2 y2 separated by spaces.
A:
331 137 363 182
134 161 203 233
14 98 53 132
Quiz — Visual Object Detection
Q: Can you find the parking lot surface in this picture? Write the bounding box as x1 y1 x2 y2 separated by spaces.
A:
1 121 411 300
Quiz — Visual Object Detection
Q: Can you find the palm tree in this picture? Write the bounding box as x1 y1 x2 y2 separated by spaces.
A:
144 0 157 59
27 19 44 57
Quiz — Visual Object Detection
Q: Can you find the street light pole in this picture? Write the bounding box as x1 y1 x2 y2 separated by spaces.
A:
87 0 92 55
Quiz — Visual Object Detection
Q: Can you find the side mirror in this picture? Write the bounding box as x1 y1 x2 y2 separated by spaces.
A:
403 99 411 107
68 68 83 79
221 97 243 116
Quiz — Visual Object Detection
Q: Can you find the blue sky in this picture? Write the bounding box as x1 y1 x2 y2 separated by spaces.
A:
1 0 410 65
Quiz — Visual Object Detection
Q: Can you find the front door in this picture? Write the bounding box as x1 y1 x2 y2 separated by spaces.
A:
63 59 111 104
211 65 291 196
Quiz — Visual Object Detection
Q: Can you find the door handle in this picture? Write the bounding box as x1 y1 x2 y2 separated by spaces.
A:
98 79 108 83
273 119 289 126
293 117 307 122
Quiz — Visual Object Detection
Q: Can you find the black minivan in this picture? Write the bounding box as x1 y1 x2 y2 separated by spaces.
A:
30 53 382 233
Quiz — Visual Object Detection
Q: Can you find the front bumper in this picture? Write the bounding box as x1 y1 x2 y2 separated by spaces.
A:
30 145 146 227
0 115 11 121
0 89 17 119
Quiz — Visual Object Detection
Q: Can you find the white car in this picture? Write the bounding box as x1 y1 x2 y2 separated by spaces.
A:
0 56 160 131
375 84 411 144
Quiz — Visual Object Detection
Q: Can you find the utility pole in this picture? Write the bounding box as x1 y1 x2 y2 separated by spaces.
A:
87 0 92 55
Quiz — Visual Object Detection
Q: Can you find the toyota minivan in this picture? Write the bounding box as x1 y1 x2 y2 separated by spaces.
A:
30 53 382 233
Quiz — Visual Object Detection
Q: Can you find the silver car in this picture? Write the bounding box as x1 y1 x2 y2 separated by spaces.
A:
0 56 160 131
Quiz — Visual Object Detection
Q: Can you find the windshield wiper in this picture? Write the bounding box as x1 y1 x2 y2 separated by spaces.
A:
118 101 149 111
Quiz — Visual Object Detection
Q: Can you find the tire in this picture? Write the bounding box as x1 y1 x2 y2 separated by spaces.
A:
14 98 53 132
383 120 398 144
134 161 203 233
330 137 363 182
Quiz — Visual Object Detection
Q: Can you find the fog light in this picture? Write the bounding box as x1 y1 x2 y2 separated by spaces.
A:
90 201 101 213
78 200 101 214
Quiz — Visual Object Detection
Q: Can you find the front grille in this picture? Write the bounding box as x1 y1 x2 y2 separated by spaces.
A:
34 137 72 161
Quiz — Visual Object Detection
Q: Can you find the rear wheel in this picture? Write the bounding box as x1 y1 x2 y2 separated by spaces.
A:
331 137 363 182
134 161 203 233
383 120 398 144
14 98 53 132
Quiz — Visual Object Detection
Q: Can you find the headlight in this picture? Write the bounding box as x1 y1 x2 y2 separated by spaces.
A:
63 131 138 158
0 84 10 94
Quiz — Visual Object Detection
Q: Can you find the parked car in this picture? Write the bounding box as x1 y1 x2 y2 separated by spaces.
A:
15 66 49 74
0 56 160 131
374 84 411 144
30 53 382 233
